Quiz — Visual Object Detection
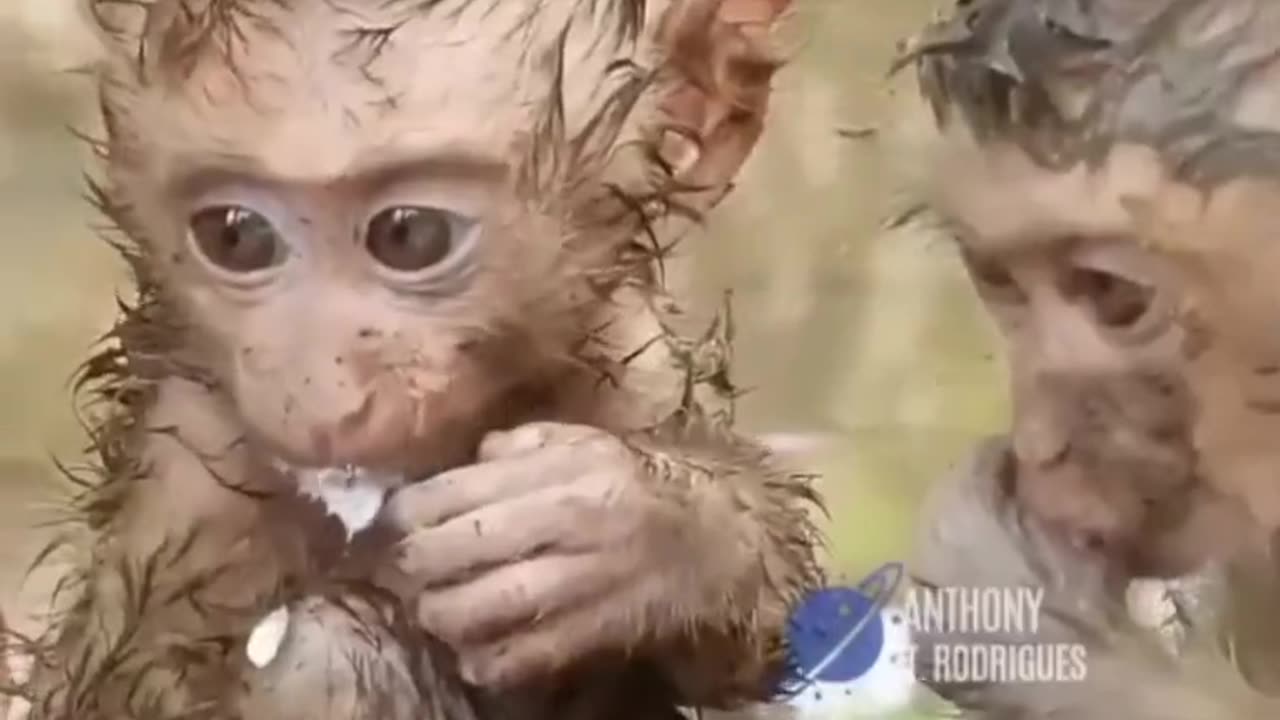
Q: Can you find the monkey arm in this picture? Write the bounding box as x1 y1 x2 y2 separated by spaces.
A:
911 436 1280 720
623 423 825 708
564 290 824 707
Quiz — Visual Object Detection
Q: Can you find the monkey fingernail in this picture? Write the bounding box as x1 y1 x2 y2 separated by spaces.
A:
480 425 550 459
458 647 517 687
457 648 503 686
458 657 483 685
658 127 702 177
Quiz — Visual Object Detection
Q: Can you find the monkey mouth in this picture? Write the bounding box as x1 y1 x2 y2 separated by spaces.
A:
245 462 405 670
267 459 402 540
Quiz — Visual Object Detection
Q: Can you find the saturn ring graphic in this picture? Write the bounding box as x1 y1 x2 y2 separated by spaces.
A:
779 562 918 718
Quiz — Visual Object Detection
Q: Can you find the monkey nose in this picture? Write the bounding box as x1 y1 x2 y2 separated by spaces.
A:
1059 510 1140 568
303 391 412 467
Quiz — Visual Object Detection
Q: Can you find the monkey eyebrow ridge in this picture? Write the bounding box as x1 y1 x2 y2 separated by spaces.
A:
168 146 510 201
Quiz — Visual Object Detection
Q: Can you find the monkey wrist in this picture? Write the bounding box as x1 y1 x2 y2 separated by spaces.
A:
622 431 822 705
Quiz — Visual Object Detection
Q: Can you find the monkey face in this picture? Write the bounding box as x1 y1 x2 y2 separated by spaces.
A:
173 182 577 476
94 1 669 478
923 142 1258 578
959 232 1250 577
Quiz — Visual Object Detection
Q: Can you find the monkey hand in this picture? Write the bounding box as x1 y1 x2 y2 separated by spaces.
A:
377 421 796 691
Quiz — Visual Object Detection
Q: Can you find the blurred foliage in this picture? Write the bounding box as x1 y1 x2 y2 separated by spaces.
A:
686 0 1008 577
0 0 1007 639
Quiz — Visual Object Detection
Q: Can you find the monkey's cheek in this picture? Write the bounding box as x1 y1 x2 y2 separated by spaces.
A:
1134 496 1255 577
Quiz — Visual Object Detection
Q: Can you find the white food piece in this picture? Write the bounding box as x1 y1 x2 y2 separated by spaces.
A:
296 465 396 540
245 464 398 668
246 604 292 669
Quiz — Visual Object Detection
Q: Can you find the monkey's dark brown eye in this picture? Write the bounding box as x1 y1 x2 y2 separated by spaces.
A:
962 250 1027 305
365 207 455 272
188 206 284 274
1067 268 1154 329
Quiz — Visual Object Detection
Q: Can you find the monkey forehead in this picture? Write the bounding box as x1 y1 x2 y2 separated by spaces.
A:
906 0 1280 197
925 134 1166 252
104 0 663 183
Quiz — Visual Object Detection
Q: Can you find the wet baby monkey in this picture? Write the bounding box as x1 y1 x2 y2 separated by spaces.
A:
19 1 823 719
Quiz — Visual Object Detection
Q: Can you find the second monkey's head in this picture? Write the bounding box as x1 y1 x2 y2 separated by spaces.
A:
899 0 1280 578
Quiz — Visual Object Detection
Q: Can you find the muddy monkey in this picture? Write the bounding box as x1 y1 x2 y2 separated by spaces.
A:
18 1 823 718
897 0 1257 584
910 439 1280 720
897 0 1280 716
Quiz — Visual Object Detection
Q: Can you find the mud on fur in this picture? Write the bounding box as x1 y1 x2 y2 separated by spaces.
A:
8 1 824 719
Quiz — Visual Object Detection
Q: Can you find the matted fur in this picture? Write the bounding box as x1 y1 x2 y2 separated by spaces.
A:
10 1 824 718
900 0 1280 187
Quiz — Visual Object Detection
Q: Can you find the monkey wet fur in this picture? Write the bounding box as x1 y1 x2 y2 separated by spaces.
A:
19 1 823 718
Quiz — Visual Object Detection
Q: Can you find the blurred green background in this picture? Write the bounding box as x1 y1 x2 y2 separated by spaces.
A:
0 0 1006 667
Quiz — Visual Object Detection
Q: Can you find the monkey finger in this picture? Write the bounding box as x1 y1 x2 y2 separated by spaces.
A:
454 600 633 688
475 423 555 459
477 422 616 461
417 553 625 648
394 478 614 587
385 445 591 530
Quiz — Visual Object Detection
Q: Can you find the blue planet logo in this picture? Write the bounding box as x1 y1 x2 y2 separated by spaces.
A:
778 562 906 698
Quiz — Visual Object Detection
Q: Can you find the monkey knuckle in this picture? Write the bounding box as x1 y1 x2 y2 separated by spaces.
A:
420 603 471 647
501 572 536 610
468 654 519 689
560 472 632 517
565 431 625 461
550 493 601 530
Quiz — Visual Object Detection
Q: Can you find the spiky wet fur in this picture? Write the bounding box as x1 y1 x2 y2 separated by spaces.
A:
9 1 824 718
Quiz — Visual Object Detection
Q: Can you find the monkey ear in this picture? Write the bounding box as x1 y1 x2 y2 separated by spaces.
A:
651 0 793 214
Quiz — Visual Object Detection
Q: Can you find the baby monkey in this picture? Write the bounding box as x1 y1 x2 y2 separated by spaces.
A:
900 0 1280 716
18 1 823 719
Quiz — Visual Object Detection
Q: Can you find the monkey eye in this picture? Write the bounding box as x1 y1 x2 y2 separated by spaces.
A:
188 206 286 275
962 250 1027 305
365 206 467 274
1066 268 1156 329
